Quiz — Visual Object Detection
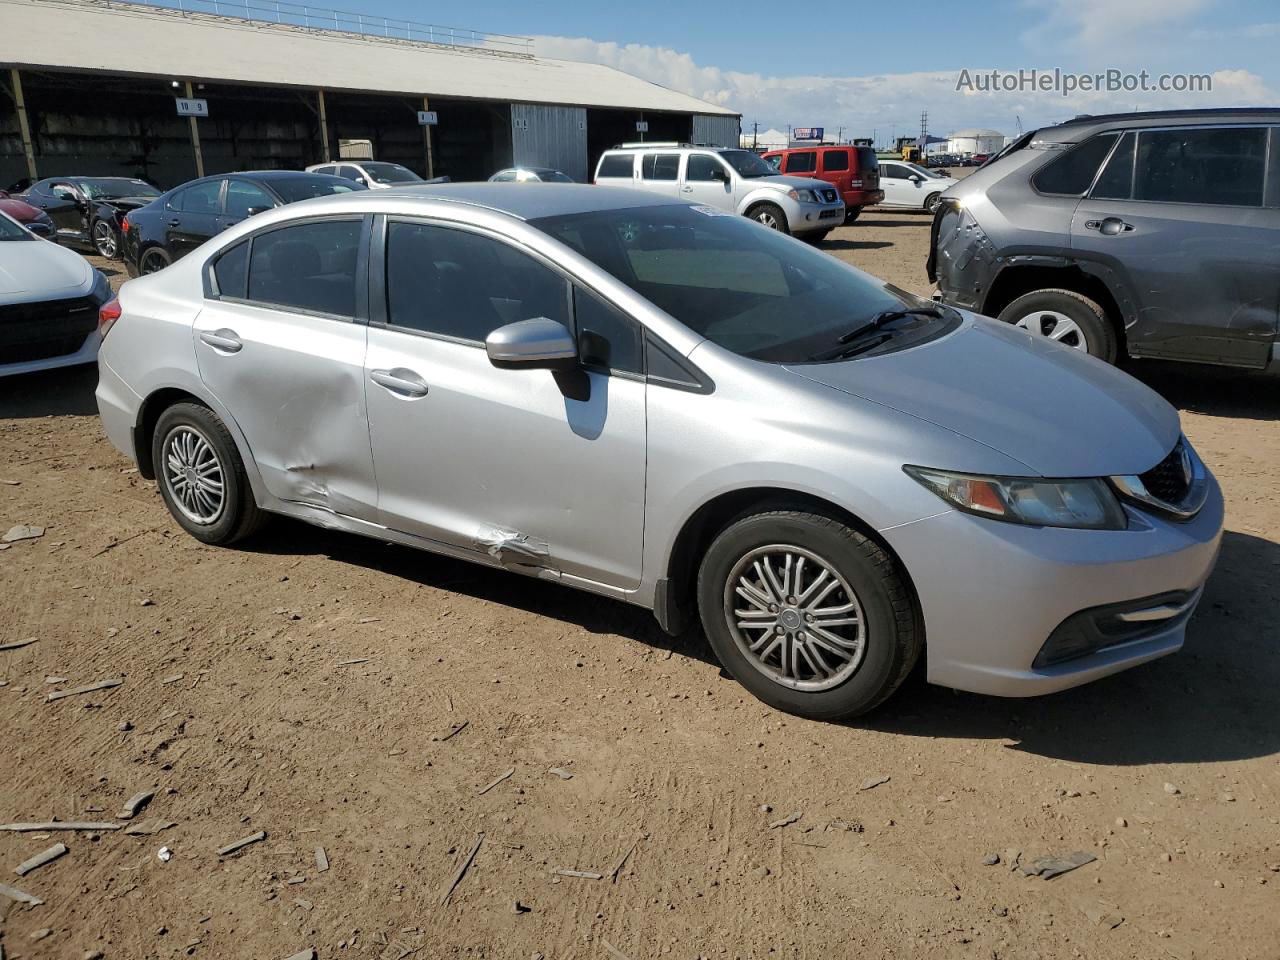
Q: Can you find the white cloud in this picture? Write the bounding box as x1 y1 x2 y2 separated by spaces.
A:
1189 21 1280 40
1021 0 1210 51
532 35 1274 139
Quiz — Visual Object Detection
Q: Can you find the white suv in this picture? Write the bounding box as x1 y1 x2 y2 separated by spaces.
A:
594 144 844 241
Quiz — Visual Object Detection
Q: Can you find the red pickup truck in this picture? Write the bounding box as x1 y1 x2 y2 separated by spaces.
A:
761 145 884 223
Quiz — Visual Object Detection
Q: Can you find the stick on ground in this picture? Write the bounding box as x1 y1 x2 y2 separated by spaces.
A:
0 822 120 833
477 768 515 795
216 831 266 857
439 833 483 907
0 880 43 906
46 679 123 702
0 638 38 653
13 843 67 877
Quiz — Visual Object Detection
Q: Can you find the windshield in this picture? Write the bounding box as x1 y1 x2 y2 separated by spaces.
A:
908 163 947 179
80 178 160 200
532 204 952 363
361 162 423 184
0 213 34 241
538 170 575 183
270 176 365 202
718 150 776 179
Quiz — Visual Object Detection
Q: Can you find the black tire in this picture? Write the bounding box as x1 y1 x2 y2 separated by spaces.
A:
152 402 266 545
802 229 831 245
995 288 1117 363
697 508 920 721
92 220 120 259
844 207 862 224
139 246 172 275
746 202 790 235
924 192 942 214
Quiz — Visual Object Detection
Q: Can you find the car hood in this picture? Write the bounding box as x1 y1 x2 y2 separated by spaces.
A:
96 196 157 211
784 314 1180 477
752 174 832 194
0 238 94 301
0 198 40 222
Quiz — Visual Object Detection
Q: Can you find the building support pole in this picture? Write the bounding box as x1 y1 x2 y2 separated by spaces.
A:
9 69 38 182
422 95 434 179
317 88 331 162
183 81 205 178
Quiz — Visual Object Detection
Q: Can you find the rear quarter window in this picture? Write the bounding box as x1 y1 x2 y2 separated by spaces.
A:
822 150 849 172
1031 134 1118 196
597 154 635 179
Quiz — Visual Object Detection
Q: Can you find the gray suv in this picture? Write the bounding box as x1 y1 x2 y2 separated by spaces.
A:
929 109 1280 369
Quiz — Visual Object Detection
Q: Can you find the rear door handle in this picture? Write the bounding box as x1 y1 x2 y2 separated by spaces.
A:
1084 217 1134 236
199 329 242 353
370 368 429 398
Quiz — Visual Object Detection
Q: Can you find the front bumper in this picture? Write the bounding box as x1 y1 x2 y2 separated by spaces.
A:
0 329 100 378
790 202 846 234
883 475 1224 697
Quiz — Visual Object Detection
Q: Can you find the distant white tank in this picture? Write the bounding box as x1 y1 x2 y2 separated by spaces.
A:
946 128 1006 156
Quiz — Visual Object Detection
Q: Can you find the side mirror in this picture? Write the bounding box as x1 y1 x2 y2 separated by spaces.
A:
710 167 730 183
485 318 578 370
909 174 924 183
53 188 77 201
245 205 271 217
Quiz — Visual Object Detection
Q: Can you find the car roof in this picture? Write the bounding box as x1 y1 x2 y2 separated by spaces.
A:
288 182 686 220
1040 107 1280 140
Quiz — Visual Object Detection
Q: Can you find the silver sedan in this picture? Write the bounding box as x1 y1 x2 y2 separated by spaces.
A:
95 184 1222 719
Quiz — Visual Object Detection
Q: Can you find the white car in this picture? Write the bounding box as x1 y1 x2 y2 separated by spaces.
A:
489 166 575 183
876 160 958 213
305 160 424 190
0 210 112 378
594 144 844 241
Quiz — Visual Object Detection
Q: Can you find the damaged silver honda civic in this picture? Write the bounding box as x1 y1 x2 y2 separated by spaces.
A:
96 184 1222 720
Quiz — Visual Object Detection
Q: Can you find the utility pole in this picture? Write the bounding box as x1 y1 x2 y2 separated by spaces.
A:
184 80 205 179
752 121 758 150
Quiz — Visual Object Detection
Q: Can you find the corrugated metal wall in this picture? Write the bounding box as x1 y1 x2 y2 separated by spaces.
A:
693 114 740 148
511 103 588 183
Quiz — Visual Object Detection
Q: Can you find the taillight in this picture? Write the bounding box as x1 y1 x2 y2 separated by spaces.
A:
120 216 130 233
99 298 122 339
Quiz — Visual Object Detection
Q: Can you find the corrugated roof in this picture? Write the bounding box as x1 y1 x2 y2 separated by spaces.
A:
0 0 738 116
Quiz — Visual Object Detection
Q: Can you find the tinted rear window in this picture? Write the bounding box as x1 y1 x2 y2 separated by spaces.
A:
822 150 849 172
1134 126 1266 207
247 219 362 317
268 176 362 203
1031 134 1118 196
597 154 634 178
855 147 879 171
641 154 680 181
1091 132 1135 200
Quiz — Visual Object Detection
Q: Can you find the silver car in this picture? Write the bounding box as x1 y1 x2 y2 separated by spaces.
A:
95 184 1223 719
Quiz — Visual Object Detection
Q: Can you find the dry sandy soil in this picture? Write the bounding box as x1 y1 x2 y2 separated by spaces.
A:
2 209 1279 960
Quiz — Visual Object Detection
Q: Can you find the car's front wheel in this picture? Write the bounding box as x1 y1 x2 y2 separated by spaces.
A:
697 508 920 721
996 288 1117 362
92 220 120 259
152 402 266 545
746 202 790 235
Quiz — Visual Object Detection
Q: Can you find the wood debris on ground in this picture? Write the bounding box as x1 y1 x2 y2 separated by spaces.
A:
859 775 891 791
438 833 484 907
123 819 176 836
46 679 123 702
13 842 68 876
0 822 120 833
118 790 154 819
553 868 602 879
2 524 44 543
434 720 468 742
769 811 802 829
601 939 632 960
314 846 329 872
216 830 266 856
609 838 639 883
0 638 38 652
477 767 515 795
0 880 44 905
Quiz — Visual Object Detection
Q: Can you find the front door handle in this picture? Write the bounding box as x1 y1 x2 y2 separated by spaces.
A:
199 329 242 353
1085 217 1134 236
167 218 181 227
680 185 693 193
370 368 429 398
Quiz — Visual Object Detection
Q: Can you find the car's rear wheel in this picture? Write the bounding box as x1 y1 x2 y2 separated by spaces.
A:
697 508 920 721
139 247 171 275
996 288 1117 362
152 402 266 545
924 191 942 214
844 207 862 224
92 220 119 259
746 203 790 235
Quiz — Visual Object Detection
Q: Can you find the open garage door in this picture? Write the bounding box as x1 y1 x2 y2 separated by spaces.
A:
586 109 692 180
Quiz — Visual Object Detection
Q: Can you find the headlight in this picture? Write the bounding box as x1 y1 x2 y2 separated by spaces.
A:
904 466 1126 530
786 188 819 203
90 268 112 304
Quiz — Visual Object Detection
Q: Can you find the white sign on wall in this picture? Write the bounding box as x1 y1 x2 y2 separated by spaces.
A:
417 111 439 126
635 121 649 133
175 98 209 118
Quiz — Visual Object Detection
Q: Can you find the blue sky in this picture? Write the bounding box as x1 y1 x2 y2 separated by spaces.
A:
349 0 1278 138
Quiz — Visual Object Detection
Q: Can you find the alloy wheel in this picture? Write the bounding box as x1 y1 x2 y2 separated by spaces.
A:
162 425 226 525
1013 309 1090 351
141 251 168 274
722 544 867 691
92 221 118 258
754 210 780 229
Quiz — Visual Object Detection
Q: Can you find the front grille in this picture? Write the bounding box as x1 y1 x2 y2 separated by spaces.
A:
0 296 98 366
1140 440 1191 505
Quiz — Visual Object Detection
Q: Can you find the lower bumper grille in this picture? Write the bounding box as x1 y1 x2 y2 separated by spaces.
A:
1 296 98 366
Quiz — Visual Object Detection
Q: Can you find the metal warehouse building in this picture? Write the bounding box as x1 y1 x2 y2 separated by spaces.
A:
0 0 740 188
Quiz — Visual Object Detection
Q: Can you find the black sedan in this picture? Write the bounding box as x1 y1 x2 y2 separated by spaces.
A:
122 171 366 276
20 176 162 259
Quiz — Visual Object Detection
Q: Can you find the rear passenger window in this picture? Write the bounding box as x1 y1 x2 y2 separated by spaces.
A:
641 154 680 181
822 150 849 172
1091 132 1134 200
212 240 248 299
178 179 223 214
246 219 363 317
385 221 570 341
1134 127 1266 207
1031 134 1117 196
597 154 634 178
575 287 642 375
785 152 816 174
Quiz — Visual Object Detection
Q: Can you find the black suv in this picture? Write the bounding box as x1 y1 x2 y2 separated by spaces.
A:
929 108 1280 369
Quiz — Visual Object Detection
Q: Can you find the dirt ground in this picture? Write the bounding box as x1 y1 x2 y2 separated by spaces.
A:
2 209 1279 960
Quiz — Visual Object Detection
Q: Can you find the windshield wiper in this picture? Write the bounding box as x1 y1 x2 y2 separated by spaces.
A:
807 307 944 362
